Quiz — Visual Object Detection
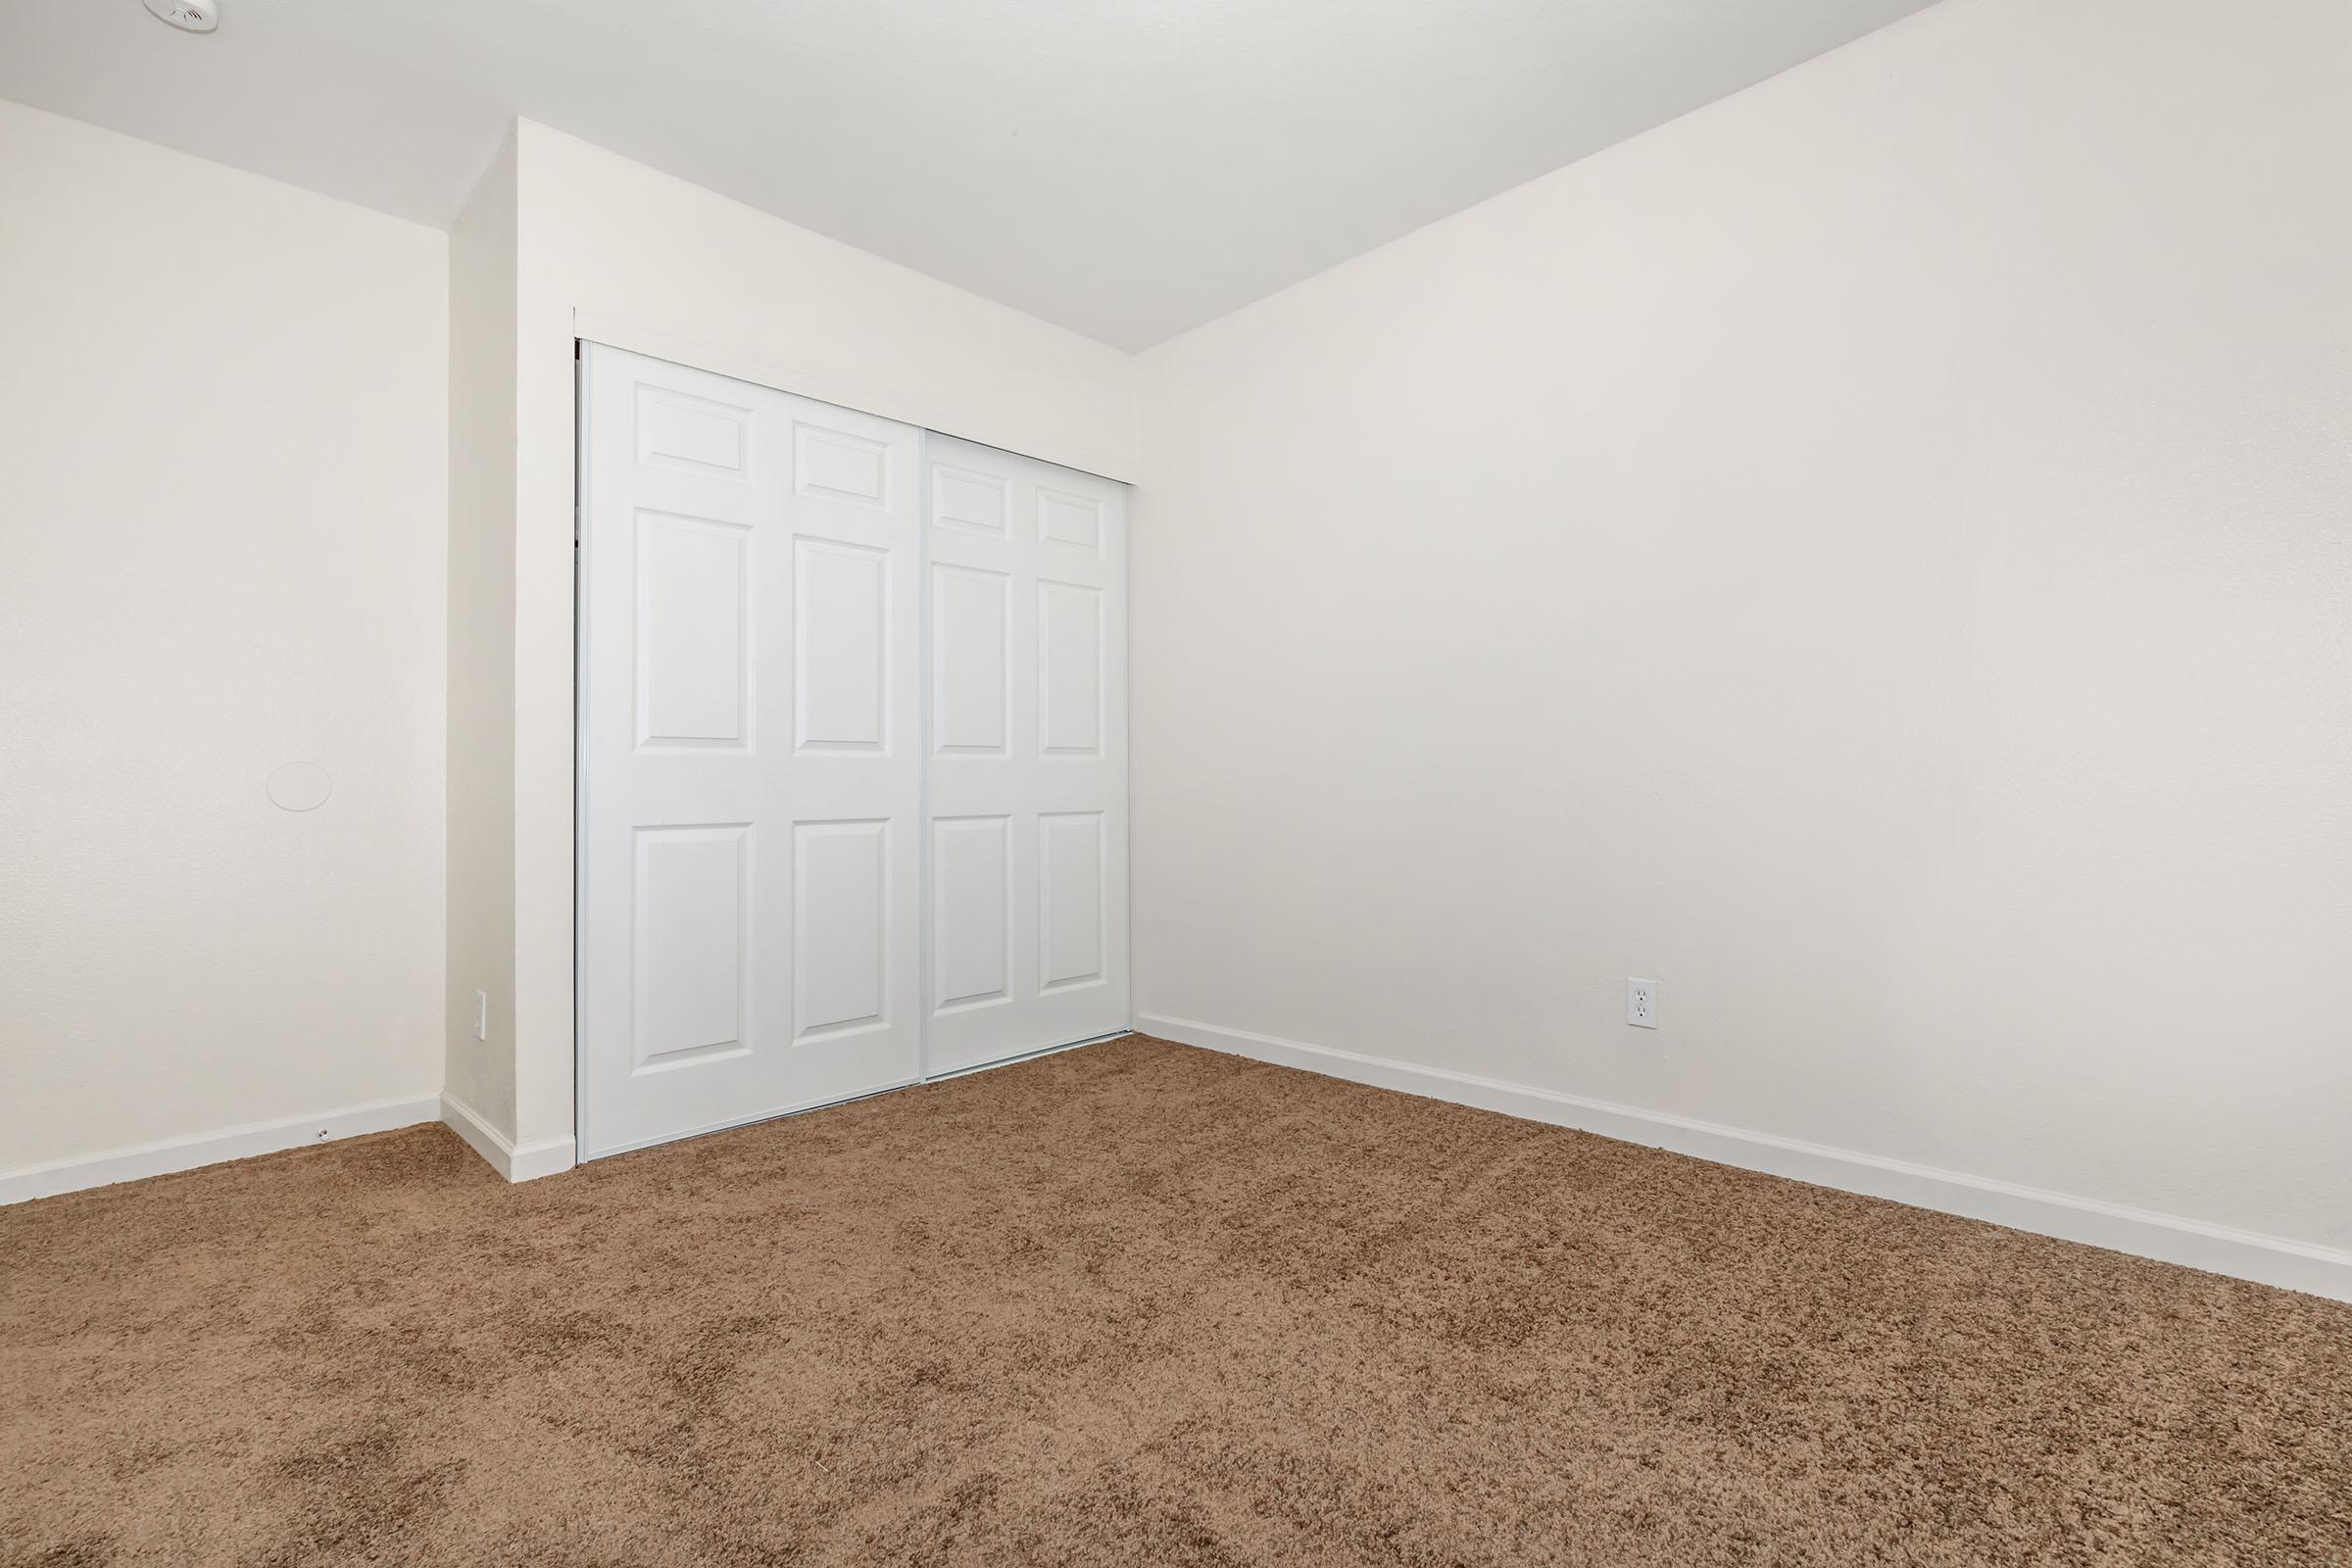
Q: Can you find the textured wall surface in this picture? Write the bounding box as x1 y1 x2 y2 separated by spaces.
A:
0 101 449 1171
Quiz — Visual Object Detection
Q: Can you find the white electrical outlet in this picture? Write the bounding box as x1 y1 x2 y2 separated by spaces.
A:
472 990 488 1042
1627 977 1658 1029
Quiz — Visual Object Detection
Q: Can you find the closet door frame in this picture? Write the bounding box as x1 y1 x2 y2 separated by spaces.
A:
573 338 1132 1157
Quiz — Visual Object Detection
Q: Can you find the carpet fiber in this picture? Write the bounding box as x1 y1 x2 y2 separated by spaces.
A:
5 1037 2348 1566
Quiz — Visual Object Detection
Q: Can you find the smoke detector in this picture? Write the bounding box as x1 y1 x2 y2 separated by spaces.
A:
143 0 218 32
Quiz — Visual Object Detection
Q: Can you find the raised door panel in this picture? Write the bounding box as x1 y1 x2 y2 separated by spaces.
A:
1038 811 1105 994
633 825 752 1068
933 564 1009 757
793 422 892 510
932 463 1009 538
792 819 890 1042
794 539 891 754
636 384 753 480
933 815 1012 1013
1038 581 1103 759
635 514 752 751
1038 487 1103 556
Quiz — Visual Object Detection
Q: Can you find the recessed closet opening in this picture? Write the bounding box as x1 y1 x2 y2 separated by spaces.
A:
573 343 1130 1159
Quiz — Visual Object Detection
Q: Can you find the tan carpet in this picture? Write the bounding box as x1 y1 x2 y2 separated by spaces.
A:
4 1036 2348 1566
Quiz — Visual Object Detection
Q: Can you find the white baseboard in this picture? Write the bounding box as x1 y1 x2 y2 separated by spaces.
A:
0 1096 440 1206
1138 1013 2352 1304
439 1094 577 1184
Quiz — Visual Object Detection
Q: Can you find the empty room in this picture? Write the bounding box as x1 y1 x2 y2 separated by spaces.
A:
3 0 2347 1562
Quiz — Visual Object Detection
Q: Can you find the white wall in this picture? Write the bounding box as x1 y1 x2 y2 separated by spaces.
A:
0 101 449 1176
443 128 518 1138
455 122 1143 1152
1134 0 2352 1255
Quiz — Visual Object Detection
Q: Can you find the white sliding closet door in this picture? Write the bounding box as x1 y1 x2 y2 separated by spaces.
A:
924 434 1129 1074
578 345 924 1159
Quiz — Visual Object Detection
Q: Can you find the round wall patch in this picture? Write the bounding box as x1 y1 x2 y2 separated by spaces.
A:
267 762 332 812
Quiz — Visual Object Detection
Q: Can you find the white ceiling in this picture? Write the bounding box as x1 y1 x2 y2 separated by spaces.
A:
0 0 1936 349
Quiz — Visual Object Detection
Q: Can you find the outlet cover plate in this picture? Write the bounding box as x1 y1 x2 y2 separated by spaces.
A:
1627 977 1658 1029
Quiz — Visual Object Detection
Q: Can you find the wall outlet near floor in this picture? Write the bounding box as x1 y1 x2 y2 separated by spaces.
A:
472 990 488 1042
1627 977 1658 1029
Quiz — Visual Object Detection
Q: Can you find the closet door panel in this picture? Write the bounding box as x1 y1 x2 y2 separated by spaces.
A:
924 435 1130 1075
578 345 923 1159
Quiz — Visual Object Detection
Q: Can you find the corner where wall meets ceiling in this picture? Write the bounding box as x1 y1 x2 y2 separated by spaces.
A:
0 0 1940 348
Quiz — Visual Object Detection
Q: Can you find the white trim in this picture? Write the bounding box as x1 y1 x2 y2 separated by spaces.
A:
0 1096 439 1206
570 344 595 1164
441 1094 578 1183
915 426 937 1081
1139 1013 2352 1303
